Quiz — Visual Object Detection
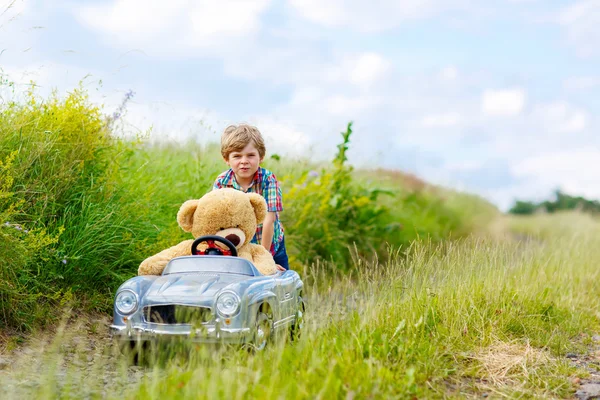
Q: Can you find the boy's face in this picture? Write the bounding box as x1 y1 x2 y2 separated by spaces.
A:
225 142 264 182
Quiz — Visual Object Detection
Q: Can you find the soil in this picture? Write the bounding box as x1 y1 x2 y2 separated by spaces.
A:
0 312 145 399
569 334 600 400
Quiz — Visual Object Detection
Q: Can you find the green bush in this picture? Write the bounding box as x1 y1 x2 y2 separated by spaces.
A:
282 123 398 268
0 151 64 331
0 86 141 330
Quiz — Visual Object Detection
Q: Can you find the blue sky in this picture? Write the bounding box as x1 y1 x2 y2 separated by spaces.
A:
1 0 599 210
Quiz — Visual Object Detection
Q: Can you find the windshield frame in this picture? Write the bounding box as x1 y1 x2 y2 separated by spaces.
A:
163 256 258 276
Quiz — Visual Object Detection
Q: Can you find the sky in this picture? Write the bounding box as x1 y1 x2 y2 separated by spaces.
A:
1 0 599 211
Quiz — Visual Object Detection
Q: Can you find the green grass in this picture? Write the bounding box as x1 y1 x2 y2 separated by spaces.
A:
0 89 498 332
3 83 595 398
1 212 598 399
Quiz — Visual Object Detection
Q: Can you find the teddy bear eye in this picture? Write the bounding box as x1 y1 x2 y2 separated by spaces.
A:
219 227 225 231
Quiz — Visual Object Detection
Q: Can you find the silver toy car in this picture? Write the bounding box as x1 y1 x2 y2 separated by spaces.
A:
110 236 305 352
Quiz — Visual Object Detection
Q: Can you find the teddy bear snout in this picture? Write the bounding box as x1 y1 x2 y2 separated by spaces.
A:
225 234 241 246
216 227 246 248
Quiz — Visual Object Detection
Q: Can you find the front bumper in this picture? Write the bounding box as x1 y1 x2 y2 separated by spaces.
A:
110 321 252 344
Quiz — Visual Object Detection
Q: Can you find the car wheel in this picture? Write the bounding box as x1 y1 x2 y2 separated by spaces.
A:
253 311 272 351
290 298 305 341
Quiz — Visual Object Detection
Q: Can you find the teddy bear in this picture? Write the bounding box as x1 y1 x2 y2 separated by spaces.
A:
138 188 278 276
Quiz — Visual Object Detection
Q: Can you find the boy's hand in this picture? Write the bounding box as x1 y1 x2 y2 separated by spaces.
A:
276 264 286 272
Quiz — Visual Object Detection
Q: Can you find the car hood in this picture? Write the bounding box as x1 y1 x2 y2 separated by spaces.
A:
142 273 248 302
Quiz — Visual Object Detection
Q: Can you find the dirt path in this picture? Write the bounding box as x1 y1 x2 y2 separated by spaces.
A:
568 335 600 400
0 313 146 399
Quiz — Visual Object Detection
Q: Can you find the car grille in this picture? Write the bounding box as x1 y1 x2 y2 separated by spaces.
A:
143 305 213 324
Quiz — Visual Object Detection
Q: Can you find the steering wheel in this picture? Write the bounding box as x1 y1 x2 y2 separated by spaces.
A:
191 235 238 257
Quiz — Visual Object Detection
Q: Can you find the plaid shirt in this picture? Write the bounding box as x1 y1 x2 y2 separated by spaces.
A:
213 167 284 254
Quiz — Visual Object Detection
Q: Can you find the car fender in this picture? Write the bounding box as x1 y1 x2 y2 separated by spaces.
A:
247 292 277 321
116 275 160 298
248 291 277 309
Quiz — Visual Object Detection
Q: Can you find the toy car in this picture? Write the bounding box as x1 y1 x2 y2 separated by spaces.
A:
110 236 305 352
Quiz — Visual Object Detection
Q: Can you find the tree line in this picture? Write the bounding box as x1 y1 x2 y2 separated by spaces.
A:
509 190 600 215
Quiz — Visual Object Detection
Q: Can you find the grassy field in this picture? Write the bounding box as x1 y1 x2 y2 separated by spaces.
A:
2 85 598 398
0 87 497 333
1 211 599 399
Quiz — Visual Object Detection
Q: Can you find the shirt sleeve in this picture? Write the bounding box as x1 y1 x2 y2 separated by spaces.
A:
264 173 283 212
213 179 223 190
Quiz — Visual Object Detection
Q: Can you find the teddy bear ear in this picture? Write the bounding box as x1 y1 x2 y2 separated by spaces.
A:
177 199 199 232
247 193 267 223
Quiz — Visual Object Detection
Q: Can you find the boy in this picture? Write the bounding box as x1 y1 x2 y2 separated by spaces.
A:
213 124 289 271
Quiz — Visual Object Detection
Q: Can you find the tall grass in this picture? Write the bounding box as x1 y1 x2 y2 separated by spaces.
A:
0 86 497 332
1 212 598 398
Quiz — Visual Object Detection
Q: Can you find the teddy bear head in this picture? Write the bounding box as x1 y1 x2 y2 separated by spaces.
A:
176 188 267 249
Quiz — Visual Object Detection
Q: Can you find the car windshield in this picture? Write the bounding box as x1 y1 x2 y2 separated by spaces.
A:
163 256 258 276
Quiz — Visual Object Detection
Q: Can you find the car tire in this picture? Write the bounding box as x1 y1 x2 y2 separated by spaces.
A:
253 311 272 351
290 298 305 341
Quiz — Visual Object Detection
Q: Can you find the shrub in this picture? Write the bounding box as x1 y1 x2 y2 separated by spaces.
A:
0 152 64 331
0 85 139 330
282 123 397 268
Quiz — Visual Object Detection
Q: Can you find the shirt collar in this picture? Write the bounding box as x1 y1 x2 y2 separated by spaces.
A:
228 168 260 192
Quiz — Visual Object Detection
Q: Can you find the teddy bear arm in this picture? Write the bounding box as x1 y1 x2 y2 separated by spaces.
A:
237 249 254 264
138 239 195 276
248 244 278 275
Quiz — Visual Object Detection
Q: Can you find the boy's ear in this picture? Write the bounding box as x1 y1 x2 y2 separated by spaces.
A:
177 200 199 232
247 193 267 223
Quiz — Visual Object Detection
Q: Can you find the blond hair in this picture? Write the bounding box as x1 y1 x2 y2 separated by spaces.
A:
220 123 266 159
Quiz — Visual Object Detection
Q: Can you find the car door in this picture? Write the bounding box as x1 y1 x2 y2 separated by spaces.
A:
274 272 297 321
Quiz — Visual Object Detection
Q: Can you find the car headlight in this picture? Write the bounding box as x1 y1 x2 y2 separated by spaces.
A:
216 291 240 317
115 290 138 315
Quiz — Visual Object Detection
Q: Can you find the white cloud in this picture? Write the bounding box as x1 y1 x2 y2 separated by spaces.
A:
512 149 600 199
421 112 463 128
288 0 464 31
348 53 391 88
532 101 588 133
79 0 187 37
481 88 526 117
250 117 312 157
189 1 268 37
324 94 382 116
223 49 392 92
76 0 271 53
557 0 600 57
